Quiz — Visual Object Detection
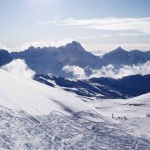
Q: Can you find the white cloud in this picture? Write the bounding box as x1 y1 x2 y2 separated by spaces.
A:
46 17 150 34
2 59 35 79
62 62 150 79
90 62 150 79
0 43 9 50
118 33 146 36
63 65 86 79
77 34 112 40
11 38 74 51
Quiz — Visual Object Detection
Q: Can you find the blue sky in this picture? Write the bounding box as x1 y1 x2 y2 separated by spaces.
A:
0 0 150 53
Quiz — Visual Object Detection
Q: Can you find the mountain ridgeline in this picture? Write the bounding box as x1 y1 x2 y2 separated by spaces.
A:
34 74 150 99
0 41 150 78
11 41 101 77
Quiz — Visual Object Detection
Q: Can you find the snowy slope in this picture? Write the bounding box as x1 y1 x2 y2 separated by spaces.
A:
89 93 150 139
92 93 150 118
0 70 150 149
0 69 92 116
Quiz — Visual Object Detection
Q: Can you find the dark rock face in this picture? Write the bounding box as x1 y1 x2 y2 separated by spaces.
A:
0 49 12 66
34 74 150 99
90 74 150 97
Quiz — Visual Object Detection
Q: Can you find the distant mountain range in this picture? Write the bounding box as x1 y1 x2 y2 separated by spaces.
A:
101 46 150 66
34 74 150 99
0 41 150 78
11 41 101 77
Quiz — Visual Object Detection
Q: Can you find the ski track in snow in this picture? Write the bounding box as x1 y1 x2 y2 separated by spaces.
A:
0 106 150 150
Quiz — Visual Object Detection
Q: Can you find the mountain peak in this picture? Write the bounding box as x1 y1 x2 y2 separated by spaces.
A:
66 41 82 47
64 41 85 52
109 46 127 54
71 41 81 45
115 46 125 51
27 46 35 50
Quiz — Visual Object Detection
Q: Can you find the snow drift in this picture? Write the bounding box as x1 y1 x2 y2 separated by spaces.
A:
0 69 91 115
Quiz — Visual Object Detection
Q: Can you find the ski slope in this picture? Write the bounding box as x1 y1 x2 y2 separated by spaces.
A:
90 93 150 139
0 69 150 149
0 69 93 116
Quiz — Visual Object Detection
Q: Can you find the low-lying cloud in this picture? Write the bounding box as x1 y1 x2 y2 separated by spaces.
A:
63 65 86 79
63 61 150 79
2 59 35 79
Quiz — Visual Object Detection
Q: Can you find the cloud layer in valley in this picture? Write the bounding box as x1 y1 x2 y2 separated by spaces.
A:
63 61 150 79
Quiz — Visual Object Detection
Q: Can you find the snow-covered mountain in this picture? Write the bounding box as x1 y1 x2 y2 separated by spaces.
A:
0 41 149 78
10 42 150 78
101 46 150 66
34 74 150 99
0 69 150 149
11 41 101 77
